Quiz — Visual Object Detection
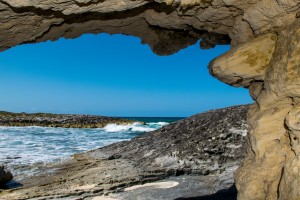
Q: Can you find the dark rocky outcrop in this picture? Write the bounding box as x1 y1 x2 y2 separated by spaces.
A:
80 104 249 176
0 111 136 128
0 105 249 200
0 166 13 186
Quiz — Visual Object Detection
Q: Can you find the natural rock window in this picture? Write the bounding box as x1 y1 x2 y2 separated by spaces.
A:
1 0 300 199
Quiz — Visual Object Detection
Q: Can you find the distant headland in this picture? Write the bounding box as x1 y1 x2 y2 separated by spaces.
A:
0 111 136 128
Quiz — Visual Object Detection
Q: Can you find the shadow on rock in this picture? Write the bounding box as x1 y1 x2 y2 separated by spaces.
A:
175 184 237 200
0 166 13 187
0 180 23 189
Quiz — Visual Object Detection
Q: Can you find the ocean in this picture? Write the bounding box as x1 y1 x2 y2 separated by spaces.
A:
0 117 183 175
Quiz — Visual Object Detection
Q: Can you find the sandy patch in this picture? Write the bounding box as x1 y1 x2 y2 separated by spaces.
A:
124 181 179 191
72 184 97 190
92 196 119 200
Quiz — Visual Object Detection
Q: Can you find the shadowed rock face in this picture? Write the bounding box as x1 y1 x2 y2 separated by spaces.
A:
0 166 13 186
1 0 300 199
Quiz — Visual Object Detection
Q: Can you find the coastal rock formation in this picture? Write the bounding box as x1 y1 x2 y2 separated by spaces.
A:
210 20 300 200
1 0 300 199
0 111 135 128
81 105 249 176
0 105 248 200
0 166 13 186
209 33 277 87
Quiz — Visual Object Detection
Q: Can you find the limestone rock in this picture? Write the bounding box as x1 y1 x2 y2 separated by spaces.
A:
0 0 298 55
235 20 300 200
249 81 263 100
243 0 298 35
209 33 277 87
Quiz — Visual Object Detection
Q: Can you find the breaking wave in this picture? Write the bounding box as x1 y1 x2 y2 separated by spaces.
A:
103 122 168 133
0 120 170 174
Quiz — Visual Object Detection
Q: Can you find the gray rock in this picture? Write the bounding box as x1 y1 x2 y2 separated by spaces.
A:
85 104 250 176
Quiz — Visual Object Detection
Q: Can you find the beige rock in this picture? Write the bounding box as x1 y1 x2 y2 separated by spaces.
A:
0 0 298 54
235 20 300 200
249 81 263 100
279 156 300 200
243 0 296 34
209 33 277 87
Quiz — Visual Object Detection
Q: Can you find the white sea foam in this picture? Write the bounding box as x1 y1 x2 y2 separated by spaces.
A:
229 126 248 137
148 122 169 126
103 122 168 133
0 121 169 174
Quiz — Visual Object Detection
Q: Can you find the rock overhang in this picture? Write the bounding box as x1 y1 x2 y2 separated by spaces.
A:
209 33 277 88
0 0 298 57
0 0 247 55
2 0 300 200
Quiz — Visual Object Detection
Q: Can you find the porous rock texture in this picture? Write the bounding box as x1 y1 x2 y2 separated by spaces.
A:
210 14 300 200
1 0 300 199
79 105 249 176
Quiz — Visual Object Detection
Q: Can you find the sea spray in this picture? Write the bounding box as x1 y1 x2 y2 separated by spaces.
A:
0 120 172 175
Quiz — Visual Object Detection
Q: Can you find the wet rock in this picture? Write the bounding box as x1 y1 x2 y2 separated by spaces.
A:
0 166 13 185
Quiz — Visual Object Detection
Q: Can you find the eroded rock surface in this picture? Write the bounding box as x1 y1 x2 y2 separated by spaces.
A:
1 0 300 199
0 0 298 55
210 19 300 200
209 33 277 87
81 105 249 176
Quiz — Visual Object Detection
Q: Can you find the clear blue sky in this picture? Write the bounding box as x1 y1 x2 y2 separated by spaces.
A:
0 34 252 117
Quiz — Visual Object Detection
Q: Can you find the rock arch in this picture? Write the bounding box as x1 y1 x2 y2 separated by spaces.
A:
1 0 300 199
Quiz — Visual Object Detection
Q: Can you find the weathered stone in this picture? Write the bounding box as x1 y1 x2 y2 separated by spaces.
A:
230 16 255 47
0 0 298 55
249 81 263 100
243 0 297 35
86 104 249 175
209 33 277 87
235 20 300 200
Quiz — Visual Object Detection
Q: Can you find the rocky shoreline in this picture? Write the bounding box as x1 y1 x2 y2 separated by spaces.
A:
0 105 249 200
0 111 136 128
